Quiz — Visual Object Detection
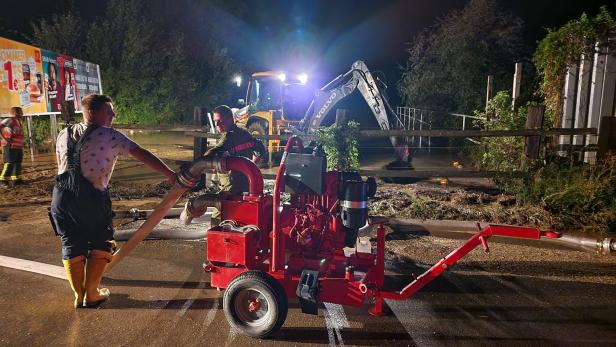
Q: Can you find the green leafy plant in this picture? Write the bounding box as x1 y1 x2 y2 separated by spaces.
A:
523 155 616 233
534 7 616 127
314 120 360 171
466 91 528 171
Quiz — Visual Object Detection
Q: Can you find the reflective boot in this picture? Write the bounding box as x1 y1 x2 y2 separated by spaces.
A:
0 163 9 188
62 255 86 309
84 250 112 307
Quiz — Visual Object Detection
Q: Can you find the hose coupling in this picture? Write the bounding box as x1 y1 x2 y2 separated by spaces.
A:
176 169 200 189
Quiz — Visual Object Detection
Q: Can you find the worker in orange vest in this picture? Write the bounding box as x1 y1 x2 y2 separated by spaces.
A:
0 107 25 188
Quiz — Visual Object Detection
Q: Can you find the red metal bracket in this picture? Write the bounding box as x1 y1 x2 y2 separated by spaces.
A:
379 224 561 301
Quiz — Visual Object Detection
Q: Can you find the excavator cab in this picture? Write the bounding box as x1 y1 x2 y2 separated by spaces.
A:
235 71 313 156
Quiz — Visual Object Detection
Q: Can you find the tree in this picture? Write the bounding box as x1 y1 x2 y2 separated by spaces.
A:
398 0 526 117
30 12 86 57
29 0 238 124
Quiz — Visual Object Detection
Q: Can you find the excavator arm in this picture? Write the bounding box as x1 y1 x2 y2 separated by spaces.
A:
300 61 410 162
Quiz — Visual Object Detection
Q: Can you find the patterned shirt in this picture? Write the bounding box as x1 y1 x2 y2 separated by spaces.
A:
56 122 137 191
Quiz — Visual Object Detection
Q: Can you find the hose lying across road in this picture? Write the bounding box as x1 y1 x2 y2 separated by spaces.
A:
108 185 188 269
383 217 616 255
108 156 263 270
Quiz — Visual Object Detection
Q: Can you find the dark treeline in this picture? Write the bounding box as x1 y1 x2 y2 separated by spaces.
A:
398 0 531 118
29 0 240 124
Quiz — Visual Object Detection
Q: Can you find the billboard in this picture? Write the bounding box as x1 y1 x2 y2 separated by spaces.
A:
0 37 46 114
1 37 102 115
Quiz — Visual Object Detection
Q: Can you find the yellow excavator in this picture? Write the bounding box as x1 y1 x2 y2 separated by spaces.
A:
233 71 313 155
234 61 409 162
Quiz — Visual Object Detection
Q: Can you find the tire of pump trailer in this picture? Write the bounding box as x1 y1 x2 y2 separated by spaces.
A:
223 270 288 339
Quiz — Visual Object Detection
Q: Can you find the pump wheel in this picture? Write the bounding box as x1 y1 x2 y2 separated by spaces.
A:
223 270 288 339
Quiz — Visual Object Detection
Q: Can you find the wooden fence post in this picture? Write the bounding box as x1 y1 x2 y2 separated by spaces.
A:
26 115 35 159
192 106 208 190
512 63 522 110
486 75 493 113
49 114 58 144
524 105 545 163
193 106 207 160
597 116 616 160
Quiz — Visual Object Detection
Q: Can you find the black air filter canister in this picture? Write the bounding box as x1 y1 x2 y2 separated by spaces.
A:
341 180 368 229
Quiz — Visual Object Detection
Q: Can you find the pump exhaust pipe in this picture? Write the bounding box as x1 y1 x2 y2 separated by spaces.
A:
108 156 262 269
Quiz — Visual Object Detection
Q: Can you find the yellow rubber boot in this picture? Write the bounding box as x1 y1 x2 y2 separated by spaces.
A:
62 255 86 308
84 250 112 307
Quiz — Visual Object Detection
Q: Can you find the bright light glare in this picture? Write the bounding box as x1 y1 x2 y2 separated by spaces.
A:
278 73 286 82
297 73 308 84
233 75 242 87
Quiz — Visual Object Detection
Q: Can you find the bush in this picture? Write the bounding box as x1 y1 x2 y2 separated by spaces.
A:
523 155 616 232
534 7 616 128
20 117 57 152
467 91 616 233
314 120 360 171
465 91 528 171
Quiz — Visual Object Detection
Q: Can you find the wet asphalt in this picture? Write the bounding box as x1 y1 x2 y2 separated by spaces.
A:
1 218 616 347
1 140 615 346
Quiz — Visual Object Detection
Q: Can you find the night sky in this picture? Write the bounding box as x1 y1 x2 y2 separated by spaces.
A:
1 0 614 88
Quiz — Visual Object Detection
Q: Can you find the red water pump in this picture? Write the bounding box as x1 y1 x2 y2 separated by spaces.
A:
194 136 561 339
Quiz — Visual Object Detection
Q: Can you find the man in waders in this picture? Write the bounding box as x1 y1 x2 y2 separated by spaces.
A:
50 94 176 308
180 104 265 224
0 107 25 188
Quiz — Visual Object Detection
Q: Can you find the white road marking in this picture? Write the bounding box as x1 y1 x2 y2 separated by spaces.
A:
203 295 220 328
177 281 207 317
224 327 238 347
385 298 439 347
324 302 349 347
0 254 66 280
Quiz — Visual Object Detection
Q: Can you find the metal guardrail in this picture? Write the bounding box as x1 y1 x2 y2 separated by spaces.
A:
185 128 597 140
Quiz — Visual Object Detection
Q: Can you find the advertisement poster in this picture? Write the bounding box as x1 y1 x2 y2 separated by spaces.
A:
0 37 47 114
41 49 62 112
56 54 78 112
74 58 101 112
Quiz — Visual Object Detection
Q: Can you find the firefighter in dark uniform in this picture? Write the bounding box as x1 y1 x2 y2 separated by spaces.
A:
180 105 266 224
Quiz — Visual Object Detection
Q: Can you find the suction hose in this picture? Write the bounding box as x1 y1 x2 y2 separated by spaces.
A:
108 156 263 269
